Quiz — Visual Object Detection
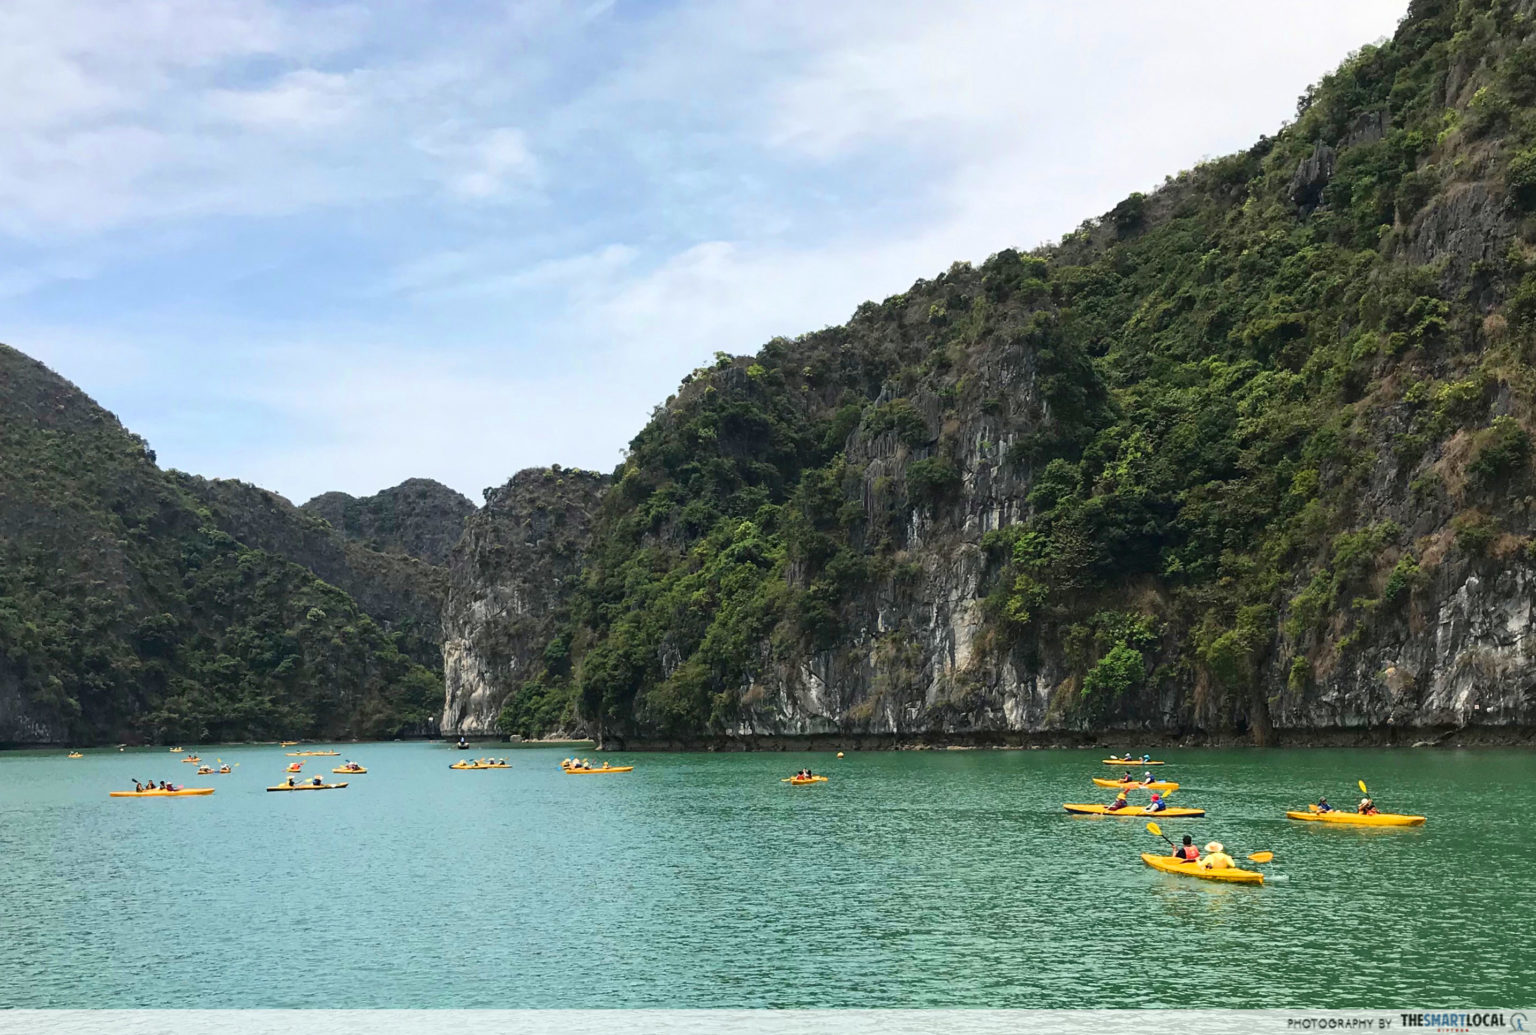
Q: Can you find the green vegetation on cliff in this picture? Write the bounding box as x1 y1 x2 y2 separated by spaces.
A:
0 346 441 743
504 0 1536 741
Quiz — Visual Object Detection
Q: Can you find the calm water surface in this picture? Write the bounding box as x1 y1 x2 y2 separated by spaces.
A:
0 744 1530 1008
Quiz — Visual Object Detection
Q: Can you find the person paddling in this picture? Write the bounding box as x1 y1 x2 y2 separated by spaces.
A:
1106 790 1130 812
1118 771 1134 784
1145 792 1167 813
1170 835 1200 863
1315 796 1332 813
1358 796 1378 815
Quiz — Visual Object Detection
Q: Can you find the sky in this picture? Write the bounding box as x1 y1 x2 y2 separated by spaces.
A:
1 0 1409 505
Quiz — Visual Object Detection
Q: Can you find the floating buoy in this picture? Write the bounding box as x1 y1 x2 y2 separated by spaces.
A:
836 752 845 759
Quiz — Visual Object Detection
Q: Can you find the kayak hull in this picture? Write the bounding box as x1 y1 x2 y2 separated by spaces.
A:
110 788 215 797
1092 778 1178 790
1064 804 1205 817
267 782 349 791
332 767 368 774
286 751 340 756
1286 810 1425 827
1101 759 1165 765
788 776 828 785
451 764 511 769
1140 852 1262 884
561 766 633 774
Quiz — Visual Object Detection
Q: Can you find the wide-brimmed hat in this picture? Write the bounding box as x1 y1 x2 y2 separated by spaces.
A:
1204 841 1224 853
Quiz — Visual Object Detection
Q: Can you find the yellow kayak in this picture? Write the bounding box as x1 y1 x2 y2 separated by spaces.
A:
110 788 214 797
332 766 367 774
788 775 828 785
1286 810 1425 827
1064 804 1205 817
1140 852 1262 884
1101 759 1165 765
180 756 202 763
562 765 633 774
280 741 300 747
267 782 349 791
286 751 339 756
195 767 232 775
67 752 83 758
451 763 511 770
1092 778 1178 790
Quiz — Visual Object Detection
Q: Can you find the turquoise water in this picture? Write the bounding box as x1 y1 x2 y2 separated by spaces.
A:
0 744 1531 1008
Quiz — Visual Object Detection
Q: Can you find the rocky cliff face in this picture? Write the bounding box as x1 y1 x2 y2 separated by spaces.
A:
440 467 609 735
302 479 474 566
507 0 1536 748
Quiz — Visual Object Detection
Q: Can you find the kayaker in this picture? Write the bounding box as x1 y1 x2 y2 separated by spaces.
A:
1105 791 1130 812
1143 771 1155 784
132 779 144 792
1121 753 1133 761
312 776 323 786
287 776 296 787
1118 771 1134 783
1140 754 1151 764
1170 835 1200 862
1145 792 1166 813
1316 796 1332 813
1198 842 1235 871
1357 797 1378 815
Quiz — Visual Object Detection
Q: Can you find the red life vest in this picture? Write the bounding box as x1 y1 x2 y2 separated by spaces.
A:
1178 845 1200 861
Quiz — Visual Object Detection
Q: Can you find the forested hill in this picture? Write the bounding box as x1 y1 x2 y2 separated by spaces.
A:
471 0 1536 746
0 345 442 744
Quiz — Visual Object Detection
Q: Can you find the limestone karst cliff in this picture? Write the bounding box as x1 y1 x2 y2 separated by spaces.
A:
440 0 1536 747
440 467 609 736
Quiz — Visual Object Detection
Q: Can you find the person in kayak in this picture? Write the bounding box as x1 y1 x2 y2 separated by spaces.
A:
1198 842 1235 871
1170 835 1200 862
1118 771 1134 783
1357 797 1378 815
1105 791 1130 812
132 779 144 792
1140 754 1152 764
1145 792 1167 813
1316 796 1332 813
1142 771 1156 784
287 776 296 787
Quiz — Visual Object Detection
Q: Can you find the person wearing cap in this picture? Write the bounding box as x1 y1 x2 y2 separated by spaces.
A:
1144 792 1167 813
1199 842 1235 870
1105 790 1130 812
1170 835 1200 862
1142 771 1155 785
1357 797 1378 815
1315 796 1332 813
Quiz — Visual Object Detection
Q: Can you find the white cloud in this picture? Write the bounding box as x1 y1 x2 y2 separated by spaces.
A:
423 126 540 200
207 70 363 131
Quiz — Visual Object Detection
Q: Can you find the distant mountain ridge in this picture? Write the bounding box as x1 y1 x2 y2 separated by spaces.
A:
303 480 474 566
0 344 447 744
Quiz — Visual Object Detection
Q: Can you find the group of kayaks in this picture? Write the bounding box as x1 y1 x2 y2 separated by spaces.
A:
110 745 360 798
452 758 513 770
1074 757 1427 886
561 758 633 774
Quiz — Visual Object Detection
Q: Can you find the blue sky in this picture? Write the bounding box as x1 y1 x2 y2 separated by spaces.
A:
2 0 1407 503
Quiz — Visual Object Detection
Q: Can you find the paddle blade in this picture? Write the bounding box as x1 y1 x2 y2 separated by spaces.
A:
1146 821 1162 838
1358 779 1368 794
1248 851 1274 863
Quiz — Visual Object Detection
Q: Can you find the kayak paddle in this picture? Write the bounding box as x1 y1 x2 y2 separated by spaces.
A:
1358 779 1368 794
1145 821 1176 848
1247 851 1274 863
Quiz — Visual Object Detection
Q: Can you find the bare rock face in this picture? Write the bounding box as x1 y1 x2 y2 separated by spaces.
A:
440 467 609 735
1289 141 1337 211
